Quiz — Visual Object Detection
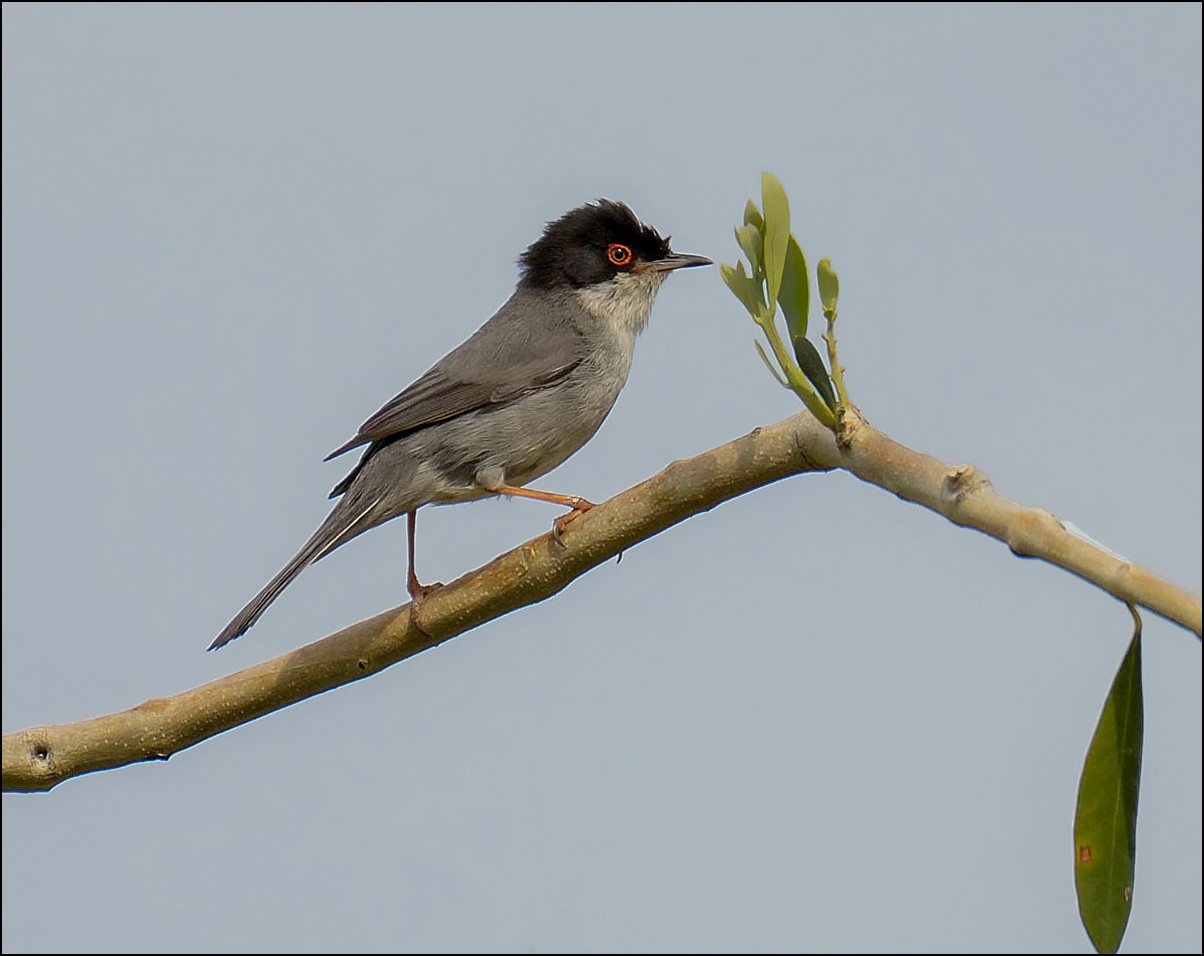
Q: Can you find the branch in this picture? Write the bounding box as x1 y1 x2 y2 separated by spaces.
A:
833 409 1200 636
4 411 1198 792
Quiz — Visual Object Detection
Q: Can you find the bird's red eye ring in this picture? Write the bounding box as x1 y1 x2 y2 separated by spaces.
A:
607 243 633 267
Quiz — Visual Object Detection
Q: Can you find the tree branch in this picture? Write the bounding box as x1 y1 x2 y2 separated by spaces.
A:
4 410 1198 792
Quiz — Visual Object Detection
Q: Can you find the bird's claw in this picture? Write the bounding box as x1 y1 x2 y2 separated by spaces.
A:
551 500 594 547
407 579 444 635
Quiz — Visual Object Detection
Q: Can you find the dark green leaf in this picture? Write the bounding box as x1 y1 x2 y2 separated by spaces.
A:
720 261 766 318
1074 611 1143 955
792 335 837 411
817 257 840 313
761 172 790 308
777 234 811 342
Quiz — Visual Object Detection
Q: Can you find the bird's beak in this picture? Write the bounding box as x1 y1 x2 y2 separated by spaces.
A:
644 252 713 273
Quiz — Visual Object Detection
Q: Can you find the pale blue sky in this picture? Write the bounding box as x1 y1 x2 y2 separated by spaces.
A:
3 4 1200 953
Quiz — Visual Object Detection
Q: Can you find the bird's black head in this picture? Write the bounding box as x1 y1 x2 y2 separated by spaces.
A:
519 200 708 290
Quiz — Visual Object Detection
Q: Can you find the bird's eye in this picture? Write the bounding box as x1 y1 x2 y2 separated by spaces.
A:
607 243 633 267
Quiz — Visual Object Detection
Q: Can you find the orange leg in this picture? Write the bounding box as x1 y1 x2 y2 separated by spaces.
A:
406 510 442 633
406 509 444 598
495 485 595 536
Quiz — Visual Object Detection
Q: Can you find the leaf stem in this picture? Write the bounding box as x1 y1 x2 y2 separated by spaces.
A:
757 313 837 428
822 306 852 411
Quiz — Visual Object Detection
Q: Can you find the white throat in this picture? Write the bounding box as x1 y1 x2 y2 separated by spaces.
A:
573 269 670 344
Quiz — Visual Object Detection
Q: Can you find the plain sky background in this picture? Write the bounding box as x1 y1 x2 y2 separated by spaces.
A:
2 4 1200 953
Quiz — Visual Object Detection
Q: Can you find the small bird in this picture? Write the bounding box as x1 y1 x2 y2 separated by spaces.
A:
210 200 710 649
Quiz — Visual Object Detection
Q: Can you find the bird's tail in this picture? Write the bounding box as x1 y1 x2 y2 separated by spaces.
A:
209 494 388 650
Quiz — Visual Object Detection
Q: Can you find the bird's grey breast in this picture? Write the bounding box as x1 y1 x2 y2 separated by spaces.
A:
474 288 639 486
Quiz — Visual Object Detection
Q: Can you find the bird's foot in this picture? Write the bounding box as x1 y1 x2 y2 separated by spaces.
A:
407 578 444 636
551 500 594 546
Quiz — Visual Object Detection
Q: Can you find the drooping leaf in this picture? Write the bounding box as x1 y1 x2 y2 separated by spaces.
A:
817 257 840 314
743 200 765 231
777 234 811 342
720 261 767 319
753 338 788 387
792 335 837 411
1074 610 1143 955
734 224 765 276
761 172 790 309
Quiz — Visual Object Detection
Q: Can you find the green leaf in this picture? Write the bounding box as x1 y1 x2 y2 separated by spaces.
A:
761 172 790 308
817 257 840 313
743 200 764 231
777 234 811 342
792 335 837 411
1074 609 1143 955
720 261 767 318
734 224 765 276
753 338 788 387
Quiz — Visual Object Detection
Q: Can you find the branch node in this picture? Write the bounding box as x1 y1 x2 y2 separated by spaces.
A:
835 403 866 448
942 464 992 505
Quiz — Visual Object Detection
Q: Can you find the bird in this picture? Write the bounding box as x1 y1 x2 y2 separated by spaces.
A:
209 200 711 649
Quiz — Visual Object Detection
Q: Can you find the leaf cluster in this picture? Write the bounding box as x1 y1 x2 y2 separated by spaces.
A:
720 172 839 427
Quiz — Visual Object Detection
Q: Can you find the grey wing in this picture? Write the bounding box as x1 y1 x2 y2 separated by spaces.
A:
325 292 587 461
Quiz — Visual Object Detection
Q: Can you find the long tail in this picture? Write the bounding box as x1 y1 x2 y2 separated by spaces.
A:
209 495 388 650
